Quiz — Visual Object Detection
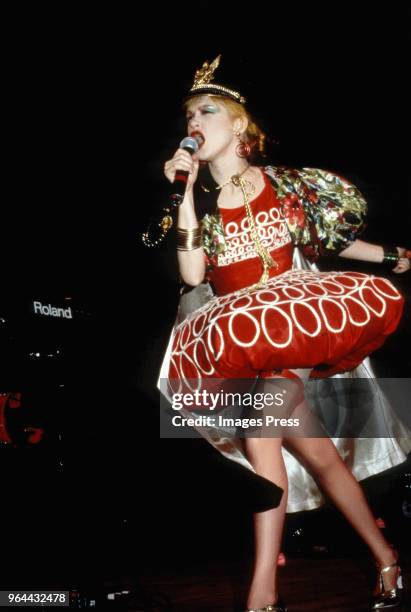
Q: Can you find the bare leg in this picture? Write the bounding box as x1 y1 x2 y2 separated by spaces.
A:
244 435 288 609
285 429 398 587
271 372 398 591
243 373 307 609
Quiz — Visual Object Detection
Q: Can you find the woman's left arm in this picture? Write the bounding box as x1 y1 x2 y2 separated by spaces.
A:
339 239 410 274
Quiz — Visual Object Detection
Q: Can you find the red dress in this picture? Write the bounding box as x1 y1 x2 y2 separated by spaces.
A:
168 173 404 389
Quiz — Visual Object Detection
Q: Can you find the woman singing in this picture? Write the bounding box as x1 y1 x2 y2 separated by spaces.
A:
154 55 410 611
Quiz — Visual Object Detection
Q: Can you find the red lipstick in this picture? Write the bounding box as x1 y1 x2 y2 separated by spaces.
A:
190 130 205 147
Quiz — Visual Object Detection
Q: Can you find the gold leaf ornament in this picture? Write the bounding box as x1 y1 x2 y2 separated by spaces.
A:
192 55 221 87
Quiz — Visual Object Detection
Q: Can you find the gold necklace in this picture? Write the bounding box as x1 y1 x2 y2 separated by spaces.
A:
235 175 278 291
215 165 250 190
201 165 254 195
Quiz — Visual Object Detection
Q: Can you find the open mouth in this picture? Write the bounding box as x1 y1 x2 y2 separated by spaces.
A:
190 131 205 148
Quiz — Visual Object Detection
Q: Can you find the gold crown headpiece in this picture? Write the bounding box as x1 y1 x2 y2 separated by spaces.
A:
187 54 246 104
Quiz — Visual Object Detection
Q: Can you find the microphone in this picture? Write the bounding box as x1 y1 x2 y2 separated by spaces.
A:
170 136 200 206
142 136 202 248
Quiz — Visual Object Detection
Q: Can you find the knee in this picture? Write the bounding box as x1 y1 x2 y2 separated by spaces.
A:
244 437 288 488
244 437 283 466
303 445 341 477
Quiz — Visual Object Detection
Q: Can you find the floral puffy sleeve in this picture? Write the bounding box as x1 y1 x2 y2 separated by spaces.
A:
265 166 367 261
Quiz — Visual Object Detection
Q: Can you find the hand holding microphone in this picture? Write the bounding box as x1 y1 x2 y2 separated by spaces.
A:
164 136 201 205
142 135 203 248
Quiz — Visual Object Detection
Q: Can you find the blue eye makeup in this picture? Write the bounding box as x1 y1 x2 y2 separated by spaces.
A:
202 105 219 113
186 104 220 121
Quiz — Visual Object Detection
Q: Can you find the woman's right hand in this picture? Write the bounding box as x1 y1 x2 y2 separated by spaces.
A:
164 149 199 193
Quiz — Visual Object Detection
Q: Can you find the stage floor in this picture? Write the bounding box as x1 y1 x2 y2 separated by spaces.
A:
136 555 410 611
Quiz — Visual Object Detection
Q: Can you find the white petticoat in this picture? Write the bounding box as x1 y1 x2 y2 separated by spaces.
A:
158 248 411 513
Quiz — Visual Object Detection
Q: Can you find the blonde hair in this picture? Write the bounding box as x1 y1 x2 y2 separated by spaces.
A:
184 95 266 158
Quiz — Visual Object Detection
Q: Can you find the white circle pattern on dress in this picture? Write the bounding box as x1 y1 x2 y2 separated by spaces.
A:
171 270 402 377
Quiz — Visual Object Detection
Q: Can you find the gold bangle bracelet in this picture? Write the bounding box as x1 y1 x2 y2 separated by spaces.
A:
177 227 202 251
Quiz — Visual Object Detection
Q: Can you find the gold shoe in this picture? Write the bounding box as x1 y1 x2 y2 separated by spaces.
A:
371 560 403 609
246 601 287 612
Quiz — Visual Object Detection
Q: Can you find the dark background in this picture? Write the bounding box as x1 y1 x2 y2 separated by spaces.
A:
1 2 410 594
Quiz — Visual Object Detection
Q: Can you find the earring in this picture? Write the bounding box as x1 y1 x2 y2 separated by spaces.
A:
236 139 251 158
234 129 251 158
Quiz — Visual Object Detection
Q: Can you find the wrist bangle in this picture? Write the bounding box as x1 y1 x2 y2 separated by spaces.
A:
177 227 202 251
382 245 399 266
